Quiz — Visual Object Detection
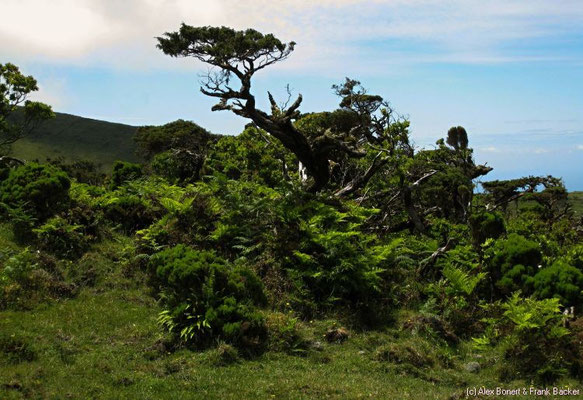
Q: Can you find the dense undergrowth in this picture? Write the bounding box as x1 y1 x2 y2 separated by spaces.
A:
1 119 583 398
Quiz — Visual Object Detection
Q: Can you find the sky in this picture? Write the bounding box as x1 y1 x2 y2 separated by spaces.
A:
1 0 582 189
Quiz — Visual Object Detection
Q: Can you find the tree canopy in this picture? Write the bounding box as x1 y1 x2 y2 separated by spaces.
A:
0 63 54 157
157 26 404 193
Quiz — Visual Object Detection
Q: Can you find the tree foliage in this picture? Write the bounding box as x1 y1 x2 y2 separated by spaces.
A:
157 26 404 193
149 244 267 351
0 63 54 155
0 162 70 221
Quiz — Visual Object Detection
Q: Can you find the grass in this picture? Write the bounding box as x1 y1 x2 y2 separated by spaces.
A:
2 288 580 399
569 192 583 216
0 290 492 400
1 226 581 399
10 111 140 170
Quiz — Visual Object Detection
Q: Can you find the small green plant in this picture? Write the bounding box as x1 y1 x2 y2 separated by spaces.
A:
474 292 573 383
110 161 142 189
469 211 505 246
282 201 396 322
424 246 486 337
0 248 39 309
0 248 37 287
0 163 70 218
485 233 542 297
33 216 90 259
149 245 267 352
206 342 240 366
265 312 309 354
102 194 153 233
532 260 583 308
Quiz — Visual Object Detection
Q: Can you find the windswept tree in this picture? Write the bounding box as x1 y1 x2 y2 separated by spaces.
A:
482 175 568 220
0 63 54 159
156 25 400 192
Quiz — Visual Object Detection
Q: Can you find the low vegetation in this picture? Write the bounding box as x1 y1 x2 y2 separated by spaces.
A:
1 27 582 398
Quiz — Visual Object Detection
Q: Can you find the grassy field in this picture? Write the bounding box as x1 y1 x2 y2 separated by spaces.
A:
1 225 580 400
0 291 550 400
10 111 140 170
569 192 583 216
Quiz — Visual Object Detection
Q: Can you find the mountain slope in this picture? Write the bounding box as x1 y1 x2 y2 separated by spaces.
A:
10 111 140 169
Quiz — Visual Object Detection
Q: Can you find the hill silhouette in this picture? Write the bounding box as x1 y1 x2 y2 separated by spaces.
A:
10 111 140 169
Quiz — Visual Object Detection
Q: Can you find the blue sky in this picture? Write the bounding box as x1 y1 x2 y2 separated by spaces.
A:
1 0 582 189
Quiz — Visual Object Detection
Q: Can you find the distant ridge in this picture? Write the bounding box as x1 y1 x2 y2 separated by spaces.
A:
10 111 141 170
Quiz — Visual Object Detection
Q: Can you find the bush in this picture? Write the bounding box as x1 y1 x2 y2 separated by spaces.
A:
469 211 505 246
206 342 240 366
533 260 583 308
265 312 309 354
103 195 153 233
565 244 583 270
485 233 542 297
151 150 204 184
424 245 486 337
110 161 142 189
374 340 436 369
0 163 70 221
203 126 297 188
474 293 574 383
150 245 267 352
0 249 75 309
33 216 90 259
283 202 397 322
47 157 106 185
0 248 38 288
134 119 210 160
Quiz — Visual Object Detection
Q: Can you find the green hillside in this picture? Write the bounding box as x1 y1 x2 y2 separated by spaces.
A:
10 111 140 169
569 191 583 216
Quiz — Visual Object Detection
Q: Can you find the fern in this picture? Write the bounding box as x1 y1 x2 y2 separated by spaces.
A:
442 264 485 296
159 197 194 216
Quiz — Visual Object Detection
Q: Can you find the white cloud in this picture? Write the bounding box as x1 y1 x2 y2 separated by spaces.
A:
480 146 499 153
577 144 583 150
0 0 582 72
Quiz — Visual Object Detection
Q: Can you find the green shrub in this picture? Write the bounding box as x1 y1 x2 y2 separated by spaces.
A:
151 150 204 184
0 166 9 181
469 211 505 246
110 161 142 189
206 342 240 366
373 339 436 369
424 245 486 337
134 119 210 160
149 245 267 352
1 204 37 243
474 293 574 383
0 248 37 287
533 260 583 308
0 248 75 309
288 228 387 315
103 194 153 233
203 126 297 188
485 233 542 297
47 157 106 185
33 216 90 259
0 162 70 222
565 244 583 270
265 312 309 354
283 202 397 322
